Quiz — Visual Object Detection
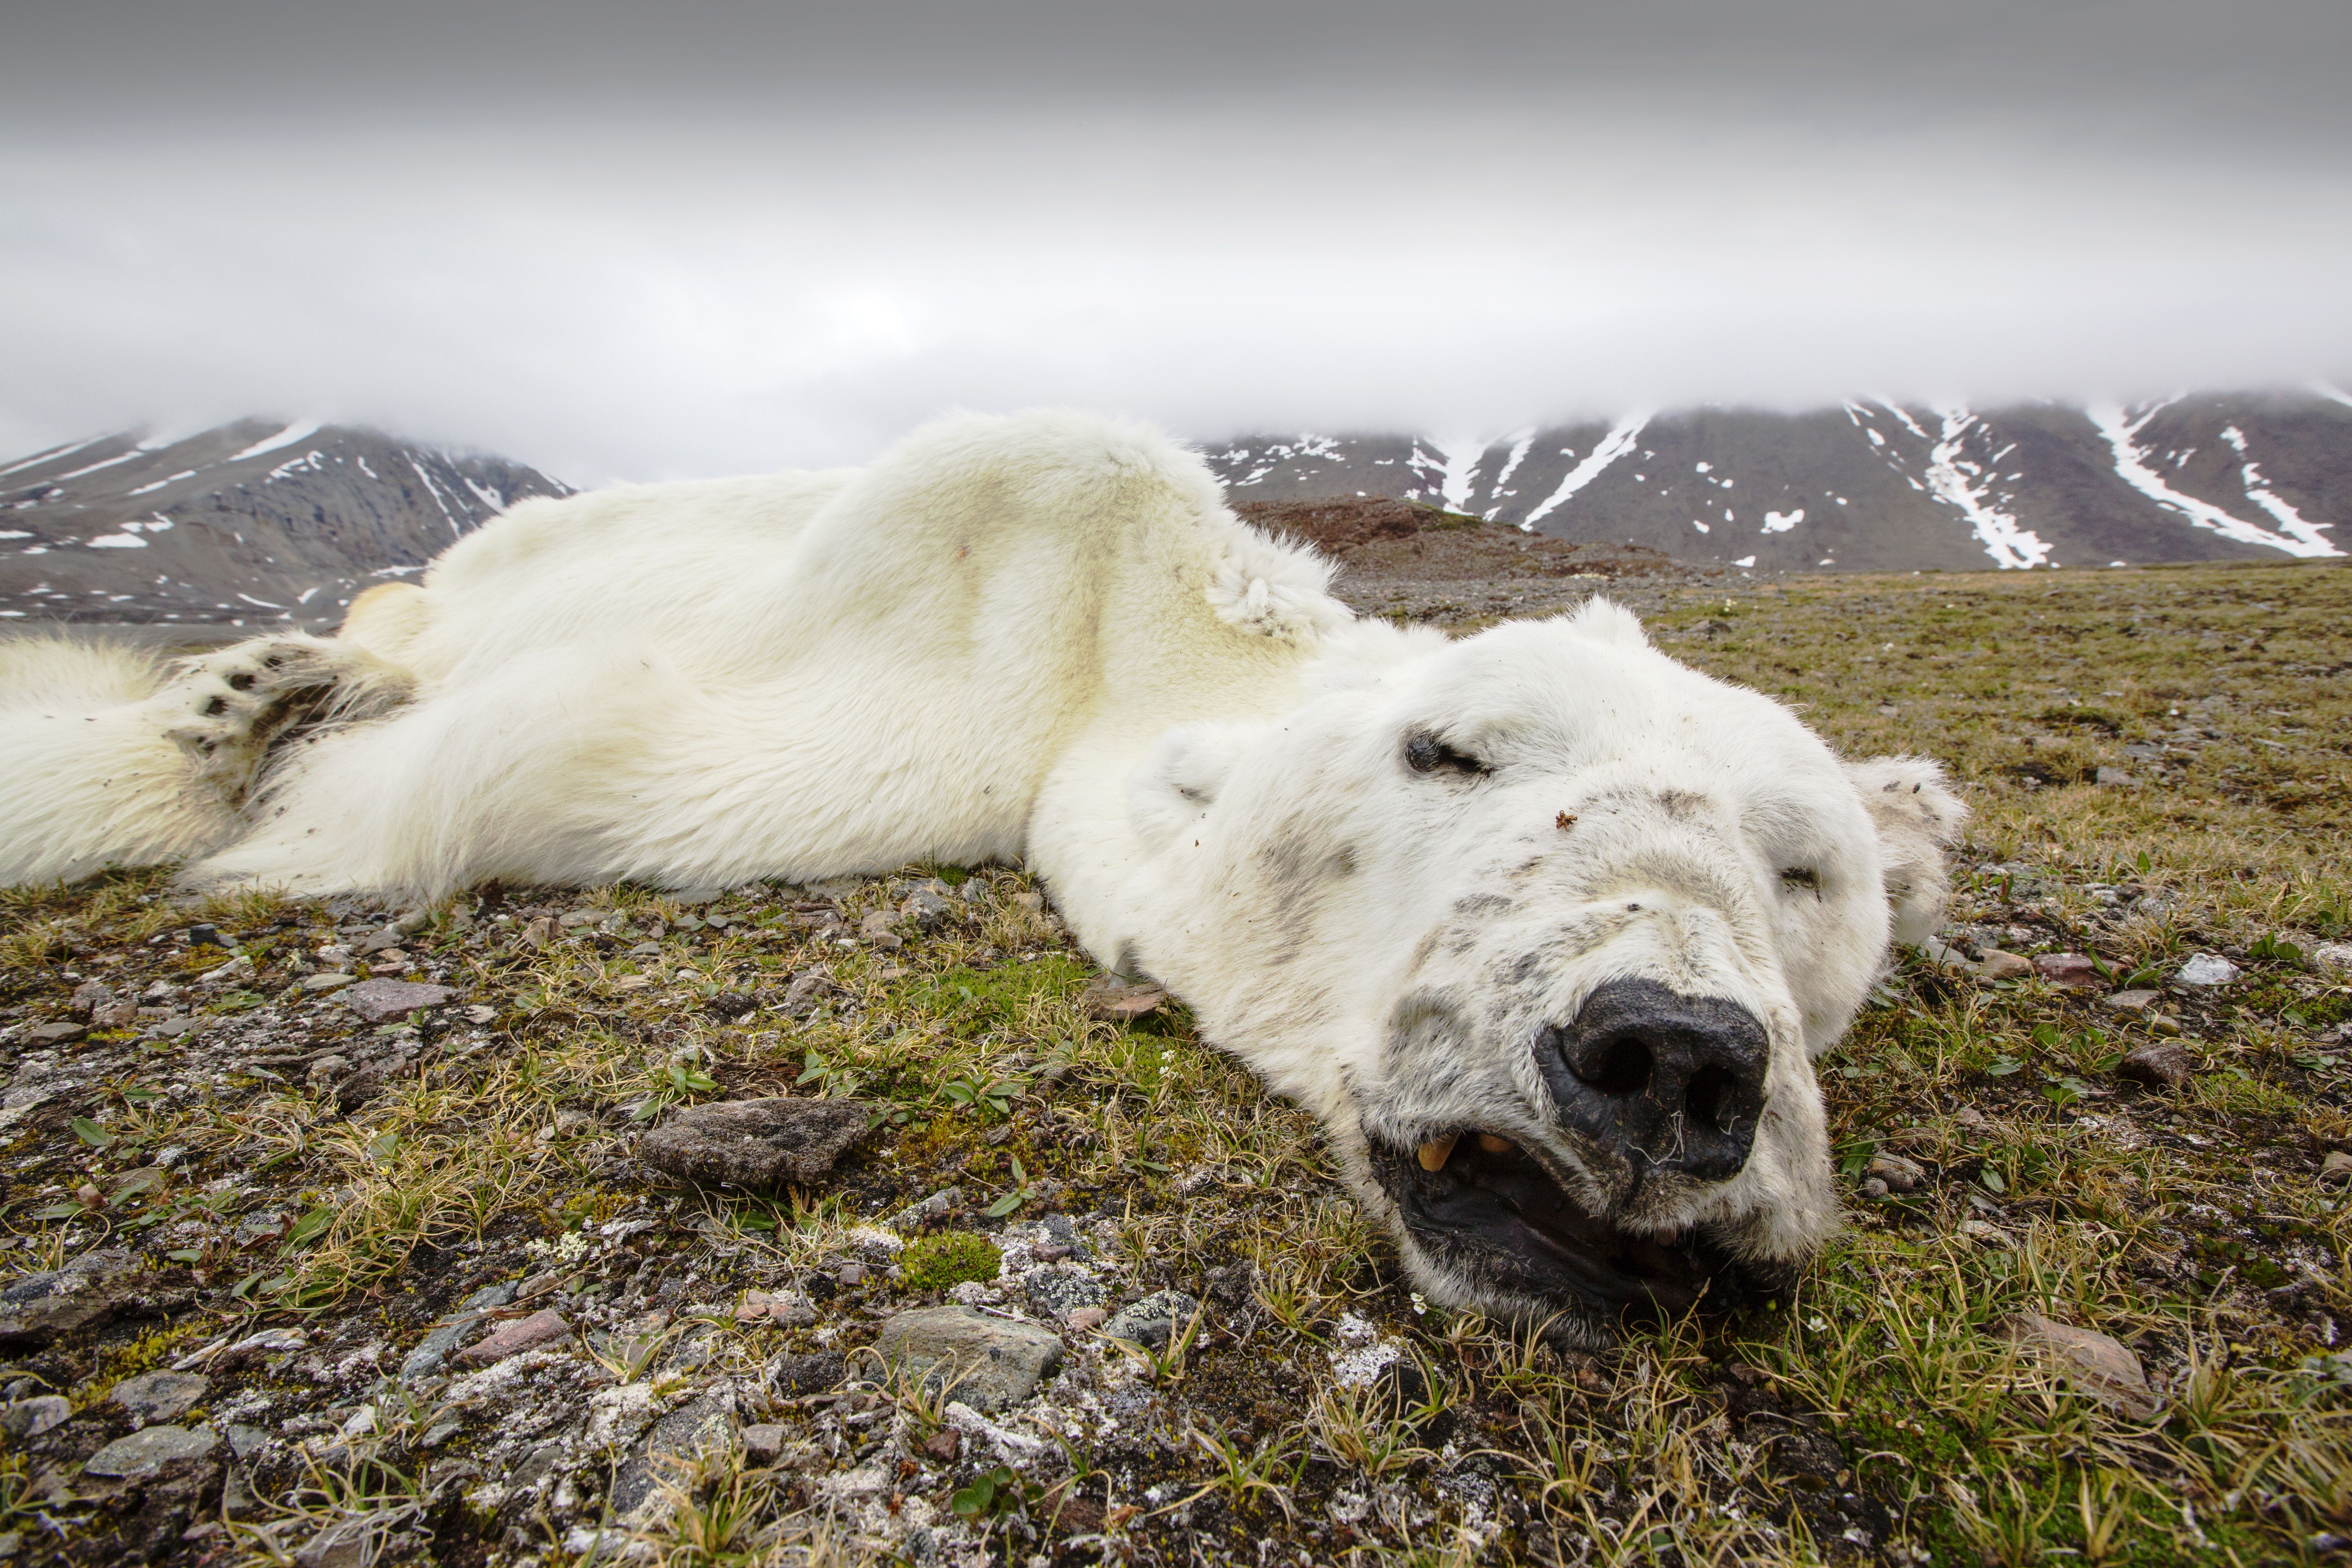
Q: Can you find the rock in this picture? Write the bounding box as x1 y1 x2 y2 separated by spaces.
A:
884 1188 964 1230
922 1427 962 1463
1976 951 2035 982
779 971 846 1020
2094 766 2138 787
522 915 559 949
734 1289 817 1326
69 980 114 1018
1859 1176 1890 1200
2176 953 2240 987
1063 1307 1107 1332
611 1394 735 1518
2005 1310 2162 1420
0 1396 69 1438
0 1247 152 1345
1959 1219 2015 1248
857 911 903 951
401 1283 515 1381
2319 1152 2352 1187
90 998 139 1030
1082 975 1167 1022
305 1055 353 1091
339 979 454 1024
2314 942 2352 980
1024 1268 1108 1319
900 889 957 931
1865 1152 1925 1193
111 1370 208 1424
769 1350 846 1395
1102 1290 1201 1351
639 1098 868 1189
455 1307 570 1365
1205 1260 1258 1305
2099 989 2161 1013
742 1423 787 1463
25 1022 85 1047
875 1306 1064 1412
2116 1041 2196 1091
2034 953 2103 989
300 973 357 993
82 1423 218 1477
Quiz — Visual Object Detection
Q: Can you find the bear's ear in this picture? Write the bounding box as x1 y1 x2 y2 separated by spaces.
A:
1845 756 1970 947
1562 596 1650 649
1127 722 1253 852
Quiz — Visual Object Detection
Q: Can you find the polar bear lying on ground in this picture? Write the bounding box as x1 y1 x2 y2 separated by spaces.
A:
0 410 1962 1343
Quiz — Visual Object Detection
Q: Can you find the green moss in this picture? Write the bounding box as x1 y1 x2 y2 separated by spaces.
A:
899 1232 1002 1291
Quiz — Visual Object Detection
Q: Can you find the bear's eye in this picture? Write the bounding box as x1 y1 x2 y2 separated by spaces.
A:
1403 732 1489 777
1780 866 1822 895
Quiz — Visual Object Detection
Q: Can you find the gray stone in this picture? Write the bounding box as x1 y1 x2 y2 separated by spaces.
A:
900 889 957 930
639 1098 869 1190
300 972 357 993
1976 950 2035 983
1864 1152 1925 1193
0 1396 69 1438
610 1395 735 1518
741 1423 787 1463
0 1247 149 1344
455 1307 569 1365
2099 989 2162 1013
2314 942 2352 981
82 1423 218 1477
2321 1151 2352 1186
858 911 904 951
2176 953 2240 987
25 1022 85 1047
2033 953 2103 989
2093 766 2138 787
400 1283 516 1382
1102 1290 1201 1351
1081 975 1167 1022
338 978 454 1023
1024 1268 1107 1319
768 1350 846 1395
885 1187 964 1230
875 1306 1064 1412
111 1370 208 1424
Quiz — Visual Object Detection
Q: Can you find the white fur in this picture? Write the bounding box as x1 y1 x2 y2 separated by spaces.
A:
0 409 1963 1326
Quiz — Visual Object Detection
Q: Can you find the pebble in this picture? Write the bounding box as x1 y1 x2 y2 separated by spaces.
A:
111 1370 208 1424
82 1424 218 1477
2005 1310 2162 1420
1976 951 2035 982
1063 1306 1107 1332
2319 1152 2352 1187
900 889 957 930
2176 953 2240 987
875 1306 1064 1412
339 978 454 1024
2098 989 2161 1013
857 911 904 951
2116 1041 2196 1091
1102 1290 1202 1351
0 1396 69 1439
741 1423 787 1463
455 1307 570 1365
1859 1176 1890 1200
399 1282 519 1382
884 1188 965 1231
1081 976 1167 1022
769 1350 847 1395
2314 942 2352 981
300 972 357 993
2033 953 2103 989
639 1098 869 1189
2093 766 2138 788
1864 1152 1925 1193
25 1022 85 1046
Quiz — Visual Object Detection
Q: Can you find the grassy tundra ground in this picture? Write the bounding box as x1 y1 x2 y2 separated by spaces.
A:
0 557 2347 1567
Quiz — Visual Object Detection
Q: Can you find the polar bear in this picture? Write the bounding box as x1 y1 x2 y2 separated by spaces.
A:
0 410 1963 1343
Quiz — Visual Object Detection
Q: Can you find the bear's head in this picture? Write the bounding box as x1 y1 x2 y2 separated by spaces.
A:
1122 598 1964 1344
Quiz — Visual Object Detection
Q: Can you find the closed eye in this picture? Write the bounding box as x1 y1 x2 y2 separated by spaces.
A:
1780 866 1822 896
1403 732 1490 777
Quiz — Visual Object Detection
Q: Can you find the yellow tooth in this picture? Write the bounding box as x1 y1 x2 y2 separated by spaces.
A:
1417 1134 1458 1172
1476 1133 1514 1155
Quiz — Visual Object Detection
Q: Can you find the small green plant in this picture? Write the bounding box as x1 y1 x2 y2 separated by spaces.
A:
950 1465 1039 1524
898 1232 1001 1291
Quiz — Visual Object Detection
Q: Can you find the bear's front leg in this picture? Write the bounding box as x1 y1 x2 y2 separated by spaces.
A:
159 634 417 808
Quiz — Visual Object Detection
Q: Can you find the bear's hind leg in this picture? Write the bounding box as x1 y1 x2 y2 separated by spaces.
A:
160 635 417 808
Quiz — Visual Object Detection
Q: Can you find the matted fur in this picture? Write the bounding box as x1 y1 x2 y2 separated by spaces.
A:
0 410 1965 1334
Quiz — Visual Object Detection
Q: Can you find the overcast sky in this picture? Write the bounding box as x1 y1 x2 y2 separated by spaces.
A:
3 0 2348 483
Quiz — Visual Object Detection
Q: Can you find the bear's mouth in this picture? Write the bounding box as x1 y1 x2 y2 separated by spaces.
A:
1368 1128 1765 1320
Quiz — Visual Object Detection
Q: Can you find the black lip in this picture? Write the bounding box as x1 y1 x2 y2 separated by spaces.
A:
1369 1132 1768 1320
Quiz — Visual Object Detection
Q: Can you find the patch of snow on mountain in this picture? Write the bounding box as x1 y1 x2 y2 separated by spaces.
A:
2089 401 2341 558
1481 428 1536 518
1430 436 1494 512
0 437 107 480
1762 508 1803 533
407 455 463 537
1523 412 1651 527
1924 406 2051 569
229 419 325 462
2221 425 2338 550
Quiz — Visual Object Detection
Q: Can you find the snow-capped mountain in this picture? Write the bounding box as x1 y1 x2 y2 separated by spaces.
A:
0 419 570 630
1203 391 2351 572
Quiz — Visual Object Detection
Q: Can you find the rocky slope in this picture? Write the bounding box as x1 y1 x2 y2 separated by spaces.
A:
1205 390 2352 573
0 421 570 631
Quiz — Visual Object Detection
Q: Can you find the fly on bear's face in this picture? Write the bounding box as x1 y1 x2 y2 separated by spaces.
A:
1116 608 1967 1344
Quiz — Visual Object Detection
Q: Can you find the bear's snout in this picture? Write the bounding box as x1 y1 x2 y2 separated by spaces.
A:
1539 978 1769 1185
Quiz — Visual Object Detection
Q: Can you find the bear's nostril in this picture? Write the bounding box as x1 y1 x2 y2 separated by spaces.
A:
1684 1064 1740 1134
1574 1035 1653 1096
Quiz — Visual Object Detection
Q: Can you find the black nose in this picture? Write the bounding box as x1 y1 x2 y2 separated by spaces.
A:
1537 977 1769 1183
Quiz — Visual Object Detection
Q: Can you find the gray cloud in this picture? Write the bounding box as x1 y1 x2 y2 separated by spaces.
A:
2 2 2347 481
